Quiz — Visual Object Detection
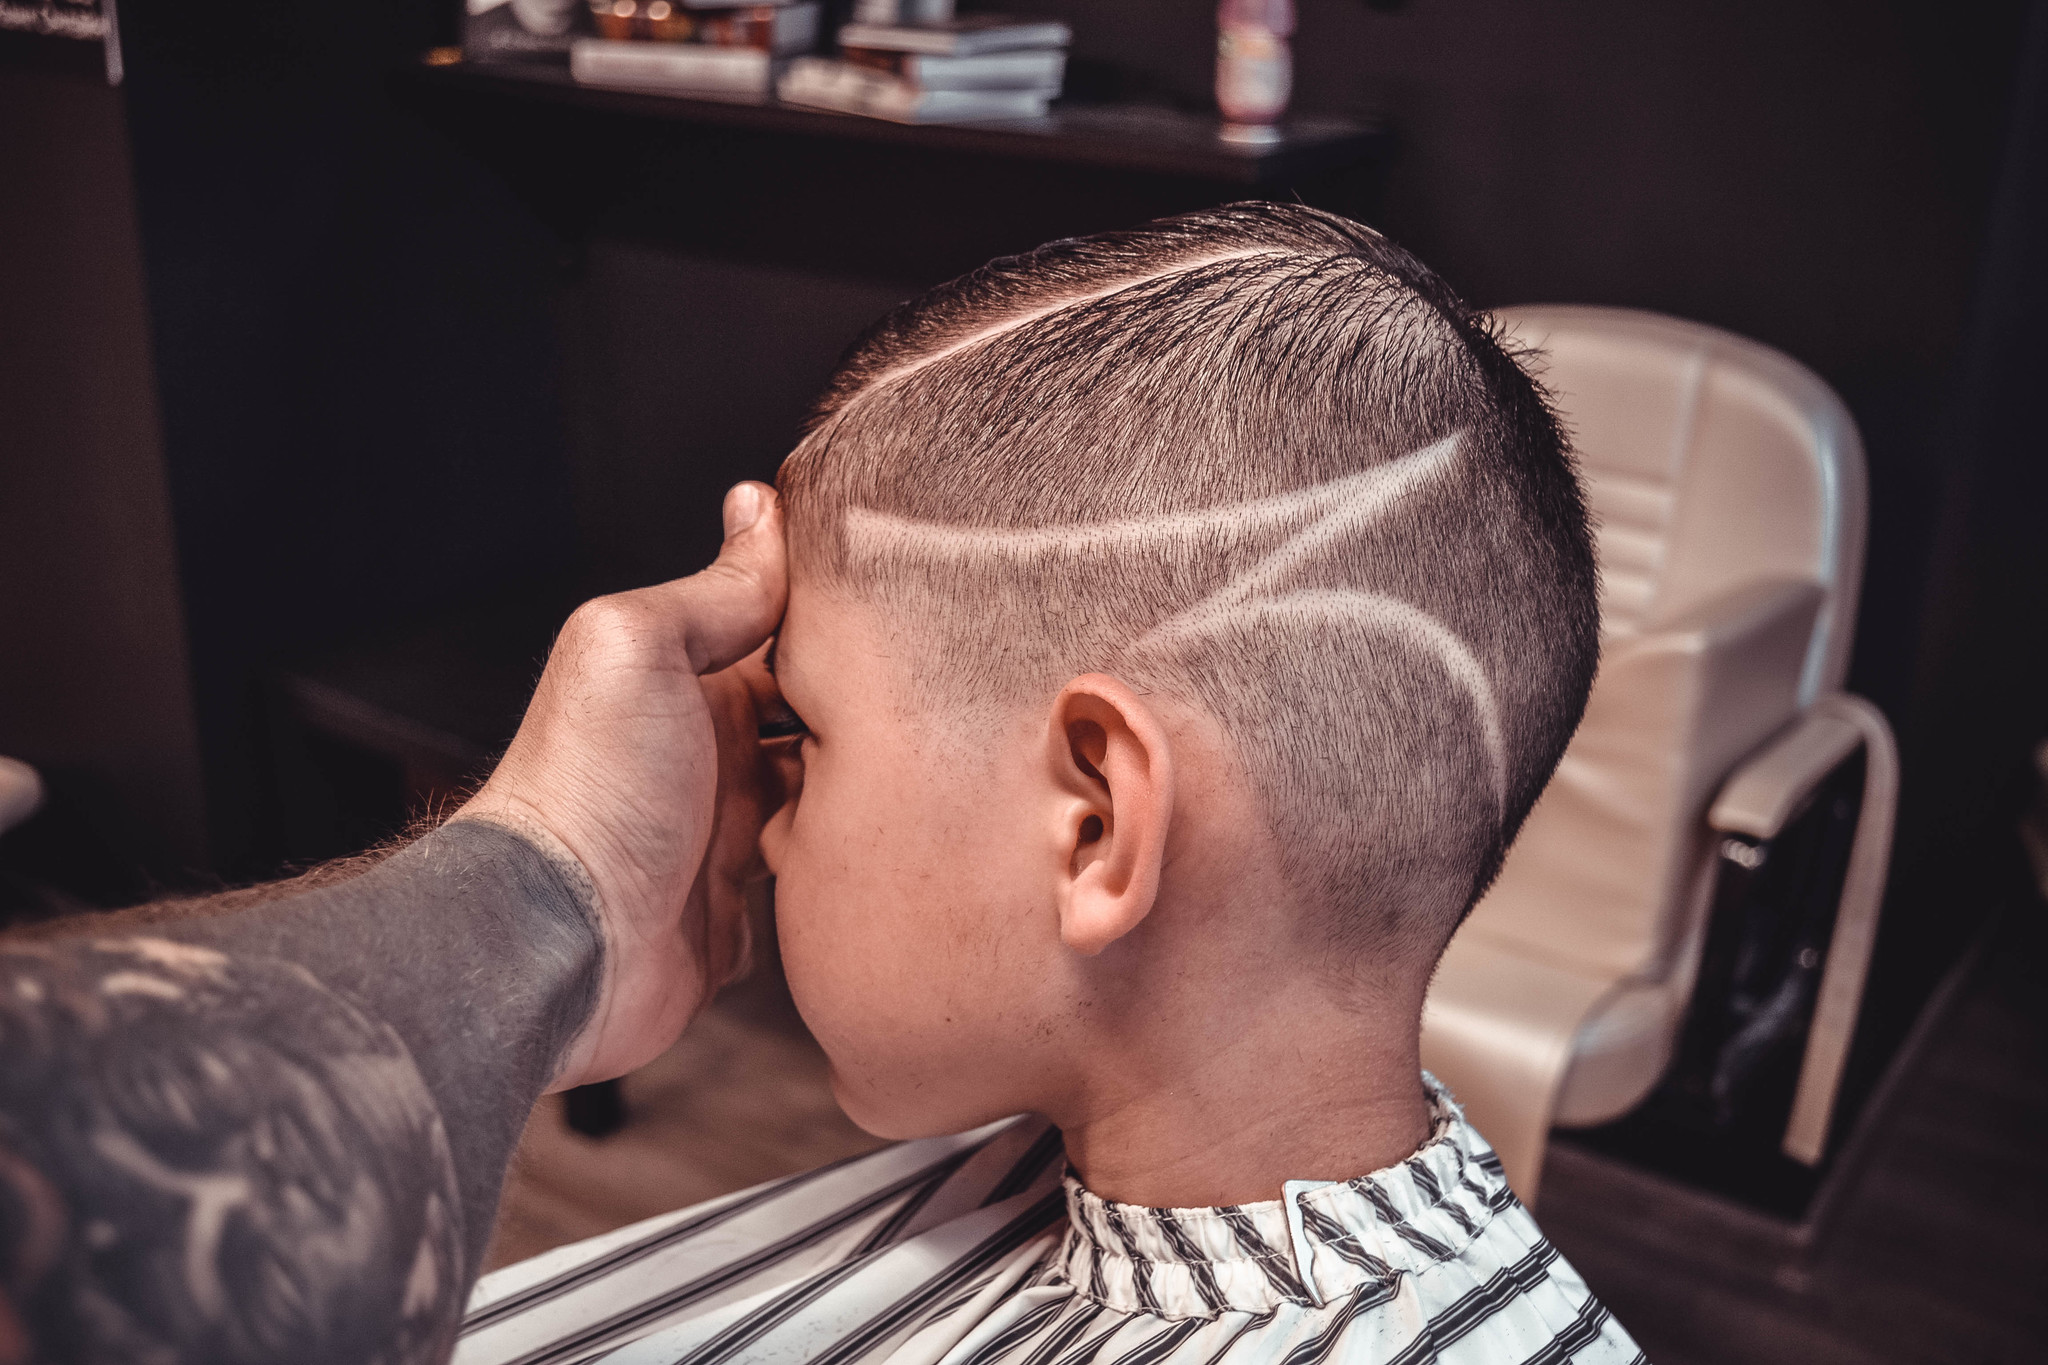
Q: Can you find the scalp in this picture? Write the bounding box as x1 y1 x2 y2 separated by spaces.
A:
778 203 1598 963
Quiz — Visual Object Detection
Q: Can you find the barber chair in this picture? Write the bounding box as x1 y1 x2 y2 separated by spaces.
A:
1421 306 1898 1204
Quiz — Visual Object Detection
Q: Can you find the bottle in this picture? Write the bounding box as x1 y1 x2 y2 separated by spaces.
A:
1215 0 1295 144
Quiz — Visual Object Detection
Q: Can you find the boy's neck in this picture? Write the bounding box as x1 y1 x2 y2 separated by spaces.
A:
1053 989 1433 1210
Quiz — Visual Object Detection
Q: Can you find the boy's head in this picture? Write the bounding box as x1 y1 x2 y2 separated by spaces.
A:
759 203 1598 1144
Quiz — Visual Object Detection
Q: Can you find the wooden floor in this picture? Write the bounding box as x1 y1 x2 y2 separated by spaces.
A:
484 911 2048 1363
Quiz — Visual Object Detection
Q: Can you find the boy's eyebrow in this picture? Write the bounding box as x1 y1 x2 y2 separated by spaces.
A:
764 639 780 676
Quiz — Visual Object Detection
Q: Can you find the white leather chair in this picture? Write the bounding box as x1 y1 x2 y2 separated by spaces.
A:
1422 306 1899 1204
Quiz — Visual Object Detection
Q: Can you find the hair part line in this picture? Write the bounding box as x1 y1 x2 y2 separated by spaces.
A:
832 247 1305 419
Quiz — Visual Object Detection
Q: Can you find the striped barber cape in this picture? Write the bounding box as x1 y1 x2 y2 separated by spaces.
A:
457 1076 1643 1365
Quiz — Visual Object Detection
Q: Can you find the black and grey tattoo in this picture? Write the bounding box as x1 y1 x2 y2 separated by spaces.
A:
0 820 603 1365
0 937 464 1363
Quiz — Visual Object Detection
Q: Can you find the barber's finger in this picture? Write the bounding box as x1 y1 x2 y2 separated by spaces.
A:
661 482 789 675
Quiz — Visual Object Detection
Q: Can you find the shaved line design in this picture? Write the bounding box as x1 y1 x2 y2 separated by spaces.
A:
843 432 1460 562
1139 592 1507 812
839 248 1301 411
839 432 1509 810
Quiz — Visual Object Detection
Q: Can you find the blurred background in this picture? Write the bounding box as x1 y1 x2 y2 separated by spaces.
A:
2 2 2044 1361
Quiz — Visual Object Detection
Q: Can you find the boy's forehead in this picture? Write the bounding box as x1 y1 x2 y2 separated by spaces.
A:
771 579 900 707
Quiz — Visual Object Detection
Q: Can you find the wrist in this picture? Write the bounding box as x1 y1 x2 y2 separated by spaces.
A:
447 805 602 923
145 820 605 1278
445 808 617 1090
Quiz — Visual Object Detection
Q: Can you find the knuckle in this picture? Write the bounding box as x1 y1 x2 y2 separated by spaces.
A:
557 594 664 672
564 593 647 645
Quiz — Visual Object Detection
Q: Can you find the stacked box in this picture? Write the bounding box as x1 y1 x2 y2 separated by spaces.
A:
780 13 1071 124
569 0 821 95
465 0 596 63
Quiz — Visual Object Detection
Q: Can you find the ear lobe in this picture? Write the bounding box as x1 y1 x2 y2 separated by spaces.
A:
1049 675 1176 956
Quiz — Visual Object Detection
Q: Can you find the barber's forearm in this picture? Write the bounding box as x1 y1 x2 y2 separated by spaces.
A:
161 820 603 1263
0 819 602 1364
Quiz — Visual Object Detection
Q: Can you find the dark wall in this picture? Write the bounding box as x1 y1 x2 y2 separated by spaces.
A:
1056 2 2001 384
0 35 207 886
1875 3 2048 1078
116 0 578 869
558 245 913 587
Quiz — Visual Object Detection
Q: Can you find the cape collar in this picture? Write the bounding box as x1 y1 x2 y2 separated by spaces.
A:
1053 1075 1517 1318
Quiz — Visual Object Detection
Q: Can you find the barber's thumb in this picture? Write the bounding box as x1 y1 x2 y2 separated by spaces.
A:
722 481 770 540
676 482 788 674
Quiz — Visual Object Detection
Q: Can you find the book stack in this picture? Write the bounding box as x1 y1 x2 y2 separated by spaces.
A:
569 0 821 97
778 8 1070 124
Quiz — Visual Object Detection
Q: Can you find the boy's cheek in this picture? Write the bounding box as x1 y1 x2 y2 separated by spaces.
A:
808 981 1026 1141
769 772 1039 1127
774 855 967 1030
778 903 935 1119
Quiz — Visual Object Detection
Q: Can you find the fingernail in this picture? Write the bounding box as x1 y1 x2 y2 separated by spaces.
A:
723 483 764 538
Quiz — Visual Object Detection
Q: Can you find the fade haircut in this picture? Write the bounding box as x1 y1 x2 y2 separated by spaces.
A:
778 203 1598 962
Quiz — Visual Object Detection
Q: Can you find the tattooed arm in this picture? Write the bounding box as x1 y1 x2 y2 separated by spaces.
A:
0 824 588 1365
0 484 787 1365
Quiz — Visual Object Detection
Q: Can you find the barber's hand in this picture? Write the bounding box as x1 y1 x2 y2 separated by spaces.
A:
454 482 787 1092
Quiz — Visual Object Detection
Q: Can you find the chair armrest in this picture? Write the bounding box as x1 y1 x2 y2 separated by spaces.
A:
0 755 43 836
1781 695 1897 1165
1702 695 1898 1166
1707 710 1865 840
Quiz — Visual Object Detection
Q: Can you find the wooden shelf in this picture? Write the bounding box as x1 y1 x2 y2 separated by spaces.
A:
404 57 1385 186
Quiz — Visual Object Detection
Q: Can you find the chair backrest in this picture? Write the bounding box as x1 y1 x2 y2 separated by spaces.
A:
1496 306 1866 702
1456 307 1869 980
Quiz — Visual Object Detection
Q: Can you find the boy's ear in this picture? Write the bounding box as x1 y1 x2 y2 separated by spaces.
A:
1046 674 1176 956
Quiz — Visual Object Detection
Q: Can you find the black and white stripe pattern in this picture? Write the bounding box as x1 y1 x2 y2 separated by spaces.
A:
459 1076 1642 1365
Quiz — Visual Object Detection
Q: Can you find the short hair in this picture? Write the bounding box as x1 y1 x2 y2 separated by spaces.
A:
778 203 1598 962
